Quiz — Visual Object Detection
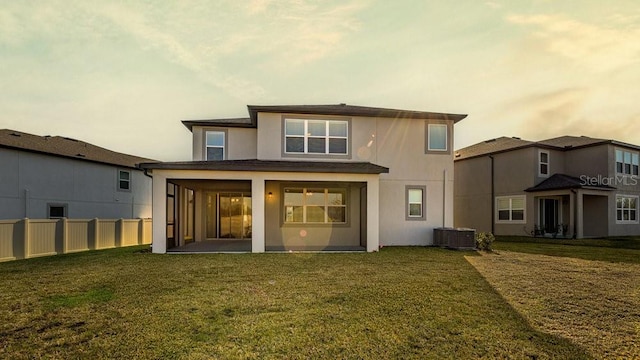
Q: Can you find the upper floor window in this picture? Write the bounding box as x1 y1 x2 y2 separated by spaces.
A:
284 119 348 155
496 196 525 223
118 170 131 191
426 123 448 152
539 150 549 177
616 195 638 223
206 131 225 160
616 149 639 176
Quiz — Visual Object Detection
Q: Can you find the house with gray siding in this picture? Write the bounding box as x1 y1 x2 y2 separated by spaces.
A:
0 129 153 220
454 136 640 238
140 104 466 253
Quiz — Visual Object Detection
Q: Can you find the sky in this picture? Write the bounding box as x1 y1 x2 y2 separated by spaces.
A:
1 0 639 161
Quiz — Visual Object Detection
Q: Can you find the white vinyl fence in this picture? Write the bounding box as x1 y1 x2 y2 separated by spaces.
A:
0 218 152 262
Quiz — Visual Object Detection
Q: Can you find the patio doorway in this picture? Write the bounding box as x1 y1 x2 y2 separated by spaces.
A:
205 192 252 240
539 198 559 234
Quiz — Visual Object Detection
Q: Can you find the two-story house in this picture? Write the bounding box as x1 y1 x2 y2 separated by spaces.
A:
140 104 466 253
0 129 153 220
454 136 640 238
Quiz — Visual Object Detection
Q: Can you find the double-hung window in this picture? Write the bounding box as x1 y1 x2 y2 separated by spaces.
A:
206 131 225 160
284 119 348 155
539 150 549 176
284 188 347 224
427 123 448 152
616 149 639 176
118 170 131 191
406 186 426 220
496 196 525 223
616 195 638 223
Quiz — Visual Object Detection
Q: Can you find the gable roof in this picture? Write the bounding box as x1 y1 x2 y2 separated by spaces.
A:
247 104 467 124
455 135 640 161
0 129 156 169
140 159 389 174
182 104 467 131
524 173 615 192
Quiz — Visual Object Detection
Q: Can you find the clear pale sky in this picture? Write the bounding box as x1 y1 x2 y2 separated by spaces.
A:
2 1 639 161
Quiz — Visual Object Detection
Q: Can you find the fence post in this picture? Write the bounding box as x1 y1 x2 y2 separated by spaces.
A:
56 218 68 254
138 218 144 245
90 218 99 250
23 218 30 259
116 219 124 248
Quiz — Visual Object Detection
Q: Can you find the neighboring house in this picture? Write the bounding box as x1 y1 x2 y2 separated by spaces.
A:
140 104 466 253
454 136 640 238
0 129 154 220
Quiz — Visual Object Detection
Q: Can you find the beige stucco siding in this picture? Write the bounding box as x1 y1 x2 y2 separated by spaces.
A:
192 126 257 161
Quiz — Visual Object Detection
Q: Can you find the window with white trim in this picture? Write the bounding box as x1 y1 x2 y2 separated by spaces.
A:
496 196 525 223
284 119 348 155
616 195 638 223
539 150 549 176
616 149 639 176
427 123 448 151
406 186 426 220
283 188 347 224
206 131 225 160
118 170 131 191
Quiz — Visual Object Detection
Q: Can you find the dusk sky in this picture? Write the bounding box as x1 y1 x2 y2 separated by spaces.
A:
2 1 639 161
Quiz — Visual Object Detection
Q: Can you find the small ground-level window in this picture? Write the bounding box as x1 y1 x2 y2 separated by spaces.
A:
48 204 67 219
118 170 131 191
406 186 426 220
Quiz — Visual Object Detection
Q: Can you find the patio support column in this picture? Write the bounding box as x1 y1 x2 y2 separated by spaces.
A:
576 190 584 239
366 176 380 252
569 192 575 238
152 172 167 254
251 178 266 253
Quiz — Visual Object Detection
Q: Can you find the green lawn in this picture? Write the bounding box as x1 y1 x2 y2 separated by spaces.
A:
0 246 588 359
493 236 640 264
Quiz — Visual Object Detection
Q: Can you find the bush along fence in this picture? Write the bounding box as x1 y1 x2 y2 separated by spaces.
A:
0 218 152 262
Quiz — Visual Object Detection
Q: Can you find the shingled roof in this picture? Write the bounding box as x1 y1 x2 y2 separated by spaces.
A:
0 129 156 169
524 173 615 192
181 104 467 131
455 135 640 161
140 159 389 174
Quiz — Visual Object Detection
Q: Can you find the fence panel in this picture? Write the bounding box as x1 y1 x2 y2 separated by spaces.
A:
97 220 117 249
122 220 139 246
67 220 91 253
28 220 57 258
0 220 18 261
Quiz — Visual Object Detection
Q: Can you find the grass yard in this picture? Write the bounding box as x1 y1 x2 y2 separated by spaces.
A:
493 236 640 264
467 251 640 359
0 246 588 359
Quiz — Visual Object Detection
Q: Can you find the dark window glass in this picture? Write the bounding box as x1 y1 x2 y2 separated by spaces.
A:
308 138 326 153
329 138 347 154
285 137 304 153
512 210 524 221
49 206 65 218
207 147 224 160
540 164 548 175
119 180 130 190
498 210 510 221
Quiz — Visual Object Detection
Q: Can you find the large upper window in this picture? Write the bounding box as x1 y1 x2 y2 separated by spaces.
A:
496 196 525 223
616 195 638 223
284 188 347 224
539 150 549 177
206 131 225 160
427 123 448 152
616 149 639 176
284 119 348 155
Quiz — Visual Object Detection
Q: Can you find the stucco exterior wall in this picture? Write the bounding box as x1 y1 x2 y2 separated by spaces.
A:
454 156 492 232
0 148 152 220
192 126 257 161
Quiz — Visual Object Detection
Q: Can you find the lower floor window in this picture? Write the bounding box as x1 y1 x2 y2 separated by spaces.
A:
616 195 638 223
48 204 67 219
284 188 347 223
496 196 525 222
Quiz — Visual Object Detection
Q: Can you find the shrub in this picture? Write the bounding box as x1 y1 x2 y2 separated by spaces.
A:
476 232 495 251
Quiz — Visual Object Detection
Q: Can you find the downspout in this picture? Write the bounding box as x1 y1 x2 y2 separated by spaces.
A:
570 189 577 239
489 155 495 234
443 169 447 228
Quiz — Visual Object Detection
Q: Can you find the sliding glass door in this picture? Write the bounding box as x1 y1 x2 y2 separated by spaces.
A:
206 192 252 239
